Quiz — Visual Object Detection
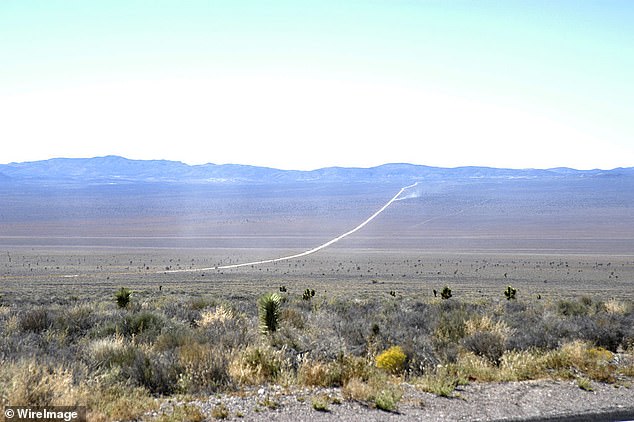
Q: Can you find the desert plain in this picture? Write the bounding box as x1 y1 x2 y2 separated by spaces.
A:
1 164 633 421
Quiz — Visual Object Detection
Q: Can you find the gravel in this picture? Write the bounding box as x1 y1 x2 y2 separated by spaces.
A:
150 379 634 421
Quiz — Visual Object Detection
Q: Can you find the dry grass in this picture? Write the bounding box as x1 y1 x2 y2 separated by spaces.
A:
0 249 632 417
3 360 81 407
196 305 235 328
228 345 288 385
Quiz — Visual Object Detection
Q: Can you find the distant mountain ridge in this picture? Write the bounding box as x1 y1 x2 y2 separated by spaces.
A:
0 155 632 185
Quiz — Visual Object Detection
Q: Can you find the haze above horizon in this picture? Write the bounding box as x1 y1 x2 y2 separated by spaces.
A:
1 1 632 171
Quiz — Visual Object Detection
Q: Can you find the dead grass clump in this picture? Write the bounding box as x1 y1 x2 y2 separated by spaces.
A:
86 384 156 422
55 304 95 338
544 340 617 383
18 308 51 333
449 352 499 383
196 305 235 328
298 360 342 387
415 366 462 397
177 342 231 393
87 334 135 370
603 299 629 315
465 314 513 338
462 331 506 365
4 359 82 407
228 346 286 385
281 307 305 329
499 349 547 381
342 374 402 411
153 326 196 352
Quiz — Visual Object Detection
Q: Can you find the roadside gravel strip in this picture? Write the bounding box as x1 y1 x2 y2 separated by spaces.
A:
152 379 634 421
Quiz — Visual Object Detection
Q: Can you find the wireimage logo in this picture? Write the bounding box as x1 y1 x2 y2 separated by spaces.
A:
4 406 86 422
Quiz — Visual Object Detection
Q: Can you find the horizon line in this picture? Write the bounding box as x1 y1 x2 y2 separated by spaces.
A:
1 154 632 173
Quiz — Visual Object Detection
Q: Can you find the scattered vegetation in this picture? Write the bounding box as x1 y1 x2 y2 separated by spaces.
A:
0 276 632 419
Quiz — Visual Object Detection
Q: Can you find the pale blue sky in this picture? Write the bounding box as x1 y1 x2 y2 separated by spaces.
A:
1 1 632 170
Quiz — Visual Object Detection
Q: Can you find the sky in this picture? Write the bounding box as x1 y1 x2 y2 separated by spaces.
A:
1 1 632 171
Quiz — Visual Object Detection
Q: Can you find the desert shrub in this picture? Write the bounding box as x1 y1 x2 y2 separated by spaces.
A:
311 394 330 412
374 385 403 412
375 346 406 374
544 340 617 383
124 348 180 396
298 360 342 387
228 346 286 385
258 293 282 335
115 288 132 309
319 299 383 358
435 300 478 342
342 377 374 402
55 304 95 338
4 359 81 407
602 299 629 315
504 311 565 351
342 374 402 411
281 307 305 329
88 384 157 421
207 316 254 350
118 311 165 341
557 299 590 317
153 326 197 352
177 342 231 393
499 350 547 381
88 334 179 395
369 301 436 375
160 300 202 325
210 403 229 420
196 305 235 328
88 335 137 370
465 314 513 338
19 308 51 333
577 314 626 352
189 296 215 310
415 366 460 397
462 331 506 365
448 352 499 383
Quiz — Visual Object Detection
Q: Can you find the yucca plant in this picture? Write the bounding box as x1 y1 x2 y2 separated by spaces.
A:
440 286 452 300
504 285 517 300
115 287 132 309
258 293 282 334
302 288 315 301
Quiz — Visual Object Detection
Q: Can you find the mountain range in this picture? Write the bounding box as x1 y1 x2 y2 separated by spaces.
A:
1 156 632 185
